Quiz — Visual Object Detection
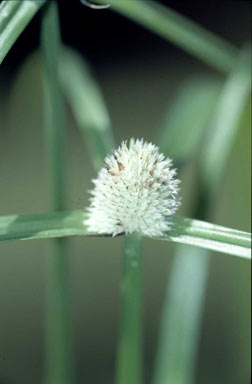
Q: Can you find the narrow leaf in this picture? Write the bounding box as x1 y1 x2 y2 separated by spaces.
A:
201 47 252 194
0 1 21 34
60 47 115 171
158 76 221 164
155 216 251 259
0 0 46 64
0 210 87 242
0 211 250 259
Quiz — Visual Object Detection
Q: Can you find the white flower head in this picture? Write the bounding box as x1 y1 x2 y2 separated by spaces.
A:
85 138 181 236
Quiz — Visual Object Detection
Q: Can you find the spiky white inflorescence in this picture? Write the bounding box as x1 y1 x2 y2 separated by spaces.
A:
85 139 181 236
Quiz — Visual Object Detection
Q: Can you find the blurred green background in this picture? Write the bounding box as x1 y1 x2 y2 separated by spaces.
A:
0 1 251 383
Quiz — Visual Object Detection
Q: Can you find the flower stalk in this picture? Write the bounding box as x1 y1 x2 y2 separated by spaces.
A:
117 233 143 384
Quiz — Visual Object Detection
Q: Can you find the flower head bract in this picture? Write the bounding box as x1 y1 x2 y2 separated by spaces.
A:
85 138 181 236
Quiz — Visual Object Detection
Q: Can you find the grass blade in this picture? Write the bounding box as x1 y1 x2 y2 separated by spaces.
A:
0 1 21 34
0 210 87 242
201 47 252 195
97 0 237 73
41 2 74 384
158 76 221 164
154 216 251 259
0 211 250 259
117 233 143 384
0 0 46 64
60 47 115 171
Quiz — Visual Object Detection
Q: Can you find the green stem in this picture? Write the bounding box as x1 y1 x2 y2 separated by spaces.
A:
117 233 143 384
0 0 46 64
41 2 65 211
97 0 238 73
41 2 74 384
45 238 74 384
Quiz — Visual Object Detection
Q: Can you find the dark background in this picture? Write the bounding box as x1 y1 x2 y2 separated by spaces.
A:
1 1 251 75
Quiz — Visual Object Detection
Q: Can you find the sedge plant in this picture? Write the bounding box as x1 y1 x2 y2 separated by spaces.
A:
0 1 251 384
